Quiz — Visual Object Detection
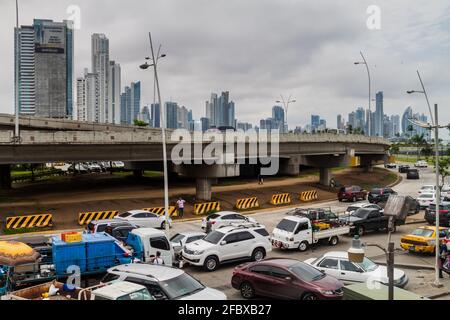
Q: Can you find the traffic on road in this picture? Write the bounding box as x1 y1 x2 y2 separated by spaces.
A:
0 164 449 301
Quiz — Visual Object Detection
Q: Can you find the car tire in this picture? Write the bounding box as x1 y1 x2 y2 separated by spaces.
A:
302 293 318 300
160 221 166 229
203 255 219 272
329 236 339 246
357 226 364 237
251 247 266 262
240 282 255 299
298 241 309 252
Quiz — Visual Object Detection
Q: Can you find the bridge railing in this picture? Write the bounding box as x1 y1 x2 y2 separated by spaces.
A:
0 130 390 146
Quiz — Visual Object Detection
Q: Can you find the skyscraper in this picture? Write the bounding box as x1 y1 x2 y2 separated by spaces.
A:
391 114 400 137
91 34 109 123
311 115 320 131
166 102 178 129
119 82 140 125
401 106 413 135
15 19 74 118
108 61 121 124
205 92 235 128
76 77 86 121
375 91 384 137
272 106 285 133
151 103 161 128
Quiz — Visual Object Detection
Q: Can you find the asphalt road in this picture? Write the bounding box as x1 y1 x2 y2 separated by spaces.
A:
168 165 437 299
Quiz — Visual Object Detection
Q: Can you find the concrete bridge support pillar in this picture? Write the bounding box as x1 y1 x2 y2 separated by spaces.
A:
319 167 331 186
363 165 374 173
0 165 11 190
279 157 300 176
196 178 213 201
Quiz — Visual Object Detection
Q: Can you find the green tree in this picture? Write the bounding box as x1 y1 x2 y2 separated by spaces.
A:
410 133 426 160
133 119 148 127
437 157 450 186
390 144 400 155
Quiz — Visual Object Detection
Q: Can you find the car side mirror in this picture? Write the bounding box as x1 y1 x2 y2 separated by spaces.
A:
220 241 227 246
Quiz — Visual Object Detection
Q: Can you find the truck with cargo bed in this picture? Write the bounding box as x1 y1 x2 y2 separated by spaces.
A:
3 280 153 301
271 216 350 252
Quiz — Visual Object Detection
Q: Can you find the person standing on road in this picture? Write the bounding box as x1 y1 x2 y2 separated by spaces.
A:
439 240 449 278
177 197 186 218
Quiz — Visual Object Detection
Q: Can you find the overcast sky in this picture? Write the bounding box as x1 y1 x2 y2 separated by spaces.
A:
1 0 450 129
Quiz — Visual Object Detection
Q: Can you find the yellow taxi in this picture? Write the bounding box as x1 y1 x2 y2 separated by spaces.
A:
400 226 449 254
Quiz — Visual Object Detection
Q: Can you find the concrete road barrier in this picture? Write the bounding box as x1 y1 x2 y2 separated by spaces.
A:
143 206 177 217
6 214 53 230
235 197 260 210
194 202 221 215
270 193 292 206
300 190 319 202
78 211 119 225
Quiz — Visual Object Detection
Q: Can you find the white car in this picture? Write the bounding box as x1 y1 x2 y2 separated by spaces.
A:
417 193 436 208
170 232 206 257
344 203 383 215
441 185 450 198
115 210 172 229
414 160 428 168
102 264 226 300
304 251 409 288
201 211 257 230
419 185 437 194
182 224 272 271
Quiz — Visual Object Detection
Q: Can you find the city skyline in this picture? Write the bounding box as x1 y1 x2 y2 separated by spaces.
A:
2 1 450 129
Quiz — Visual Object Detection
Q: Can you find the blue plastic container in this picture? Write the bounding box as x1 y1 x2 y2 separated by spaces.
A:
52 236 87 276
84 233 116 272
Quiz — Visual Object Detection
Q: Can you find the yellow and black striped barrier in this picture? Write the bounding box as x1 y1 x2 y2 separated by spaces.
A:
235 197 260 210
300 190 319 202
6 214 53 230
143 206 177 217
270 193 292 205
78 211 119 225
194 202 221 215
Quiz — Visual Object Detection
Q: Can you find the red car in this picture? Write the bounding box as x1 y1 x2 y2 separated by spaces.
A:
338 186 367 202
231 258 344 300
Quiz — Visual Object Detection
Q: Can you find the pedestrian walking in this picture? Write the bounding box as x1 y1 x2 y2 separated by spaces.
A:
258 174 264 185
151 251 165 265
439 240 449 278
176 197 186 218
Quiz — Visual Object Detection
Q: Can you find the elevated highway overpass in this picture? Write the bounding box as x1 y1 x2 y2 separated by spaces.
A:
0 121 390 200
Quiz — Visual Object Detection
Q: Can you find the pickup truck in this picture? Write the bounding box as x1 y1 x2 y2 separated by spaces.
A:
339 208 405 236
3 280 153 301
270 216 350 252
0 229 174 295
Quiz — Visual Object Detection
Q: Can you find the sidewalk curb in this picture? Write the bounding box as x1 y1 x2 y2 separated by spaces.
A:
372 260 434 270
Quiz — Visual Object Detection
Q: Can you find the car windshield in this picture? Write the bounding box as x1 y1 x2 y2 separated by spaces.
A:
206 214 220 221
422 186 434 190
288 262 325 281
159 273 205 299
346 206 359 212
203 231 225 244
419 194 434 199
276 219 298 232
170 234 185 243
118 212 132 218
117 288 154 301
351 209 369 219
356 257 378 272
371 189 382 194
411 228 434 238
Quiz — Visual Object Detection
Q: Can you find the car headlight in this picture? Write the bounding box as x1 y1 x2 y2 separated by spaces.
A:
320 290 335 295
193 250 204 255
349 222 354 226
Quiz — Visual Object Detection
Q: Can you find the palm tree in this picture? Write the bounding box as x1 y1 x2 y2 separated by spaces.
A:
410 133 426 160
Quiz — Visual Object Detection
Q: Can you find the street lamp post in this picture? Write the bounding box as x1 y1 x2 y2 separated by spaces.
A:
354 51 371 136
276 95 296 133
407 70 443 287
140 33 169 232
407 107 445 288
14 0 20 143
